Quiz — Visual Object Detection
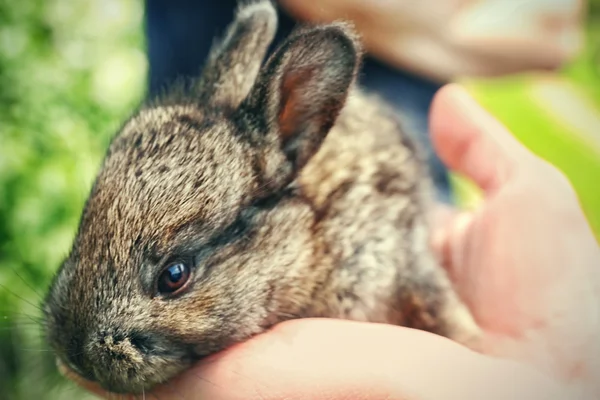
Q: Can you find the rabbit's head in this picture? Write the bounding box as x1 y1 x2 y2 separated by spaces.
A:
43 0 362 394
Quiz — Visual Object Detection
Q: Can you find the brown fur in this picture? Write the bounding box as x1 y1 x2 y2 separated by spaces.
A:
43 0 480 395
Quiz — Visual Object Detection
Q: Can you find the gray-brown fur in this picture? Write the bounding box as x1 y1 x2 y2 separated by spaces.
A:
43 0 480 395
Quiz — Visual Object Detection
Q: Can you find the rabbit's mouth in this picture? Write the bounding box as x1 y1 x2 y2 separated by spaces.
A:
57 355 190 396
55 327 200 395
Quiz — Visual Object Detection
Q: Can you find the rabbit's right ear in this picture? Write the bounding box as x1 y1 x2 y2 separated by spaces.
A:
197 0 277 109
240 23 362 186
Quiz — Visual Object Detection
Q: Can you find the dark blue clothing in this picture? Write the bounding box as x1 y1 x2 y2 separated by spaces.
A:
144 0 451 202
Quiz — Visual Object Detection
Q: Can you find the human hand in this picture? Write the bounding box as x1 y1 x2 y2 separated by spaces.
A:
429 84 600 391
278 0 585 81
64 84 600 399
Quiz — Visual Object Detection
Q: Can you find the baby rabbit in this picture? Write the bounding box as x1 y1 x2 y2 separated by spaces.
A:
43 0 479 395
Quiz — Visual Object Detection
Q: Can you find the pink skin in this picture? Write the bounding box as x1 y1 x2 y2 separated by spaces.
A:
64 84 600 400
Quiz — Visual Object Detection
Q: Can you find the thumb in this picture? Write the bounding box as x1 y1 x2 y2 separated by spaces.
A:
429 84 535 195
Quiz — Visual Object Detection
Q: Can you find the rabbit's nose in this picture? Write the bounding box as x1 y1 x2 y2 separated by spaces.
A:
128 331 156 355
96 329 126 349
91 328 143 361
92 328 164 359
97 328 121 344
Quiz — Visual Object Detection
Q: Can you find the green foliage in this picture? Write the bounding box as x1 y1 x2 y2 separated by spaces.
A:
0 0 146 398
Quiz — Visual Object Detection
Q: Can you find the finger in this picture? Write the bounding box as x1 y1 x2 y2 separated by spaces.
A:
147 319 573 400
428 202 467 262
429 84 535 194
427 202 478 282
431 210 476 275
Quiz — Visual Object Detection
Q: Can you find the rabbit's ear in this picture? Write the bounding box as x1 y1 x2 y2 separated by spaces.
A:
198 0 277 109
241 23 361 173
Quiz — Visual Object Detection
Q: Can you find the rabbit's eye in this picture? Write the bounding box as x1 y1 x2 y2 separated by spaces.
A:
157 262 191 295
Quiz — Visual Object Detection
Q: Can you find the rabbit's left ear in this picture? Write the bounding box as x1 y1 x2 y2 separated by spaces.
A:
198 0 278 109
241 23 361 173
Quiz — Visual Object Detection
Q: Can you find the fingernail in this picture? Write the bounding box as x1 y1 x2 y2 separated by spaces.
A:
431 228 446 254
453 212 474 237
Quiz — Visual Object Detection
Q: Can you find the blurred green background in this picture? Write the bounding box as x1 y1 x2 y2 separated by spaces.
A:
0 0 145 399
0 1 598 399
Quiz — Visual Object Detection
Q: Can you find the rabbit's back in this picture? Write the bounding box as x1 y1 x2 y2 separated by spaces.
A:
300 89 426 206
297 89 446 326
